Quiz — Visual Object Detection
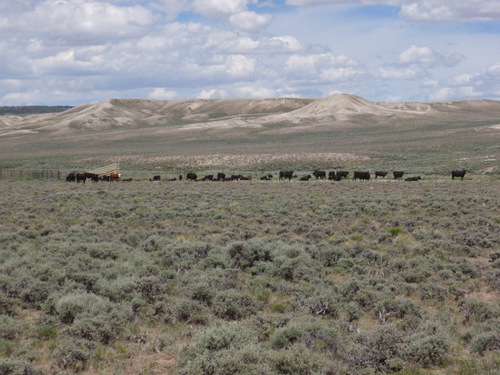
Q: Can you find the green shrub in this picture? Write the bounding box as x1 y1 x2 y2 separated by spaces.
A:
470 332 500 355
173 299 209 324
54 293 111 324
388 227 404 237
51 339 95 372
177 321 264 375
212 289 260 320
374 298 421 323
0 358 45 375
178 344 271 375
0 315 26 340
459 300 499 324
270 343 323 375
227 240 272 269
271 317 340 354
0 294 18 316
36 326 58 341
305 293 339 318
342 324 405 371
65 315 120 344
403 325 450 367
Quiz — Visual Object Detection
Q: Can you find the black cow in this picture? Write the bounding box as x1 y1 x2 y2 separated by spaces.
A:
375 171 388 179
452 170 466 180
405 176 421 181
393 171 405 180
353 171 370 181
300 175 312 181
313 170 326 179
336 171 349 180
328 171 336 180
85 172 99 182
66 173 76 182
279 171 294 181
231 174 241 181
186 173 197 181
260 174 273 180
76 173 86 183
217 172 226 181
202 174 214 181
151 175 161 181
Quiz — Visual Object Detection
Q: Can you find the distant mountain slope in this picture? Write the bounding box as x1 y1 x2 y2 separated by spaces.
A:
2 97 313 133
1 93 500 137
0 105 73 116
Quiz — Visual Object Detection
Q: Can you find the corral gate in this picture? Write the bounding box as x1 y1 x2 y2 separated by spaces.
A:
88 162 120 178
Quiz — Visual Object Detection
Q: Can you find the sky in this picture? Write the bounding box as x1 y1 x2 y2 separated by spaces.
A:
1 0 500 105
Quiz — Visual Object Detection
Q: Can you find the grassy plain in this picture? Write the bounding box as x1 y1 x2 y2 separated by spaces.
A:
0 178 499 374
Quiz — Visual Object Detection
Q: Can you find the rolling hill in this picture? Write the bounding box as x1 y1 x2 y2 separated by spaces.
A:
1 94 499 172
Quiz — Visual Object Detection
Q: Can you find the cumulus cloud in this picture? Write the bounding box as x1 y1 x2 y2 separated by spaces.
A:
400 0 500 22
428 63 500 101
198 89 228 98
0 0 156 42
286 53 358 76
286 0 400 6
225 55 256 78
378 67 418 79
285 0 500 23
148 88 178 100
233 85 278 97
229 11 273 32
430 86 483 101
396 45 464 68
0 0 498 104
192 0 248 20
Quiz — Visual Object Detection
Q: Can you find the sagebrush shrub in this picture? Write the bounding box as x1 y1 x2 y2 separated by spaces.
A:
212 289 260 320
51 339 95 372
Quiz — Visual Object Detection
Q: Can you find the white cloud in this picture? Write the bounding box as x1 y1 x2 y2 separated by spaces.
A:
229 11 273 32
192 0 248 20
234 85 277 97
148 88 178 100
286 53 359 77
149 0 191 22
286 0 345 5
450 74 474 86
378 67 418 79
0 0 156 43
0 0 498 105
484 64 500 77
225 55 256 78
320 67 364 82
400 0 500 22
430 86 483 101
396 45 464 68
198 89 228 98
286 0 400 6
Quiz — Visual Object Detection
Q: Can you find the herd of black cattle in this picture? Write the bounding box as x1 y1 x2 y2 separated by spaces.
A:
65 169 468 183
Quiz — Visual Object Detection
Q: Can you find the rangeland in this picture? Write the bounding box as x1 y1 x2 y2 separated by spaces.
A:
0 94 499 374
0 179 499 374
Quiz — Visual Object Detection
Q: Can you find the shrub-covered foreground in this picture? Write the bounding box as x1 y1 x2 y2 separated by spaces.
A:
0 179 499 374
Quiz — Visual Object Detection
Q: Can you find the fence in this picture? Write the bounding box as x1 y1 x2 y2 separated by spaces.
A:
0 170 62 180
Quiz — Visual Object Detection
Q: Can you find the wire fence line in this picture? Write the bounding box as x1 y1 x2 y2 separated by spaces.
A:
0 170 62 180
